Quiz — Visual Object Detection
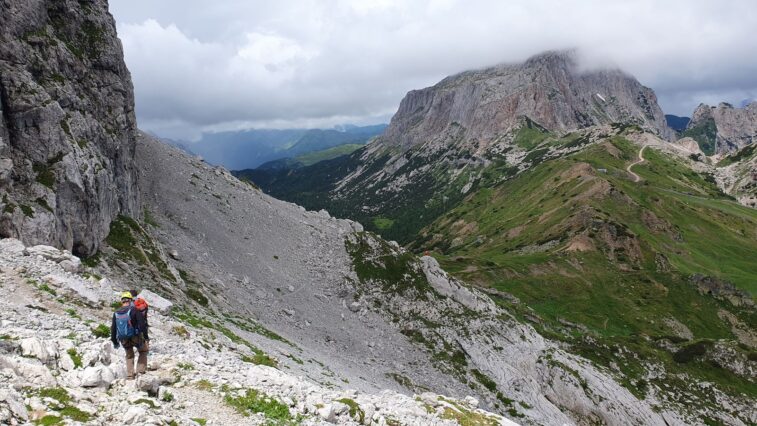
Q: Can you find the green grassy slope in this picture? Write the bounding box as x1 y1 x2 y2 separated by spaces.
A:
294 143 365 166
412 135 757 414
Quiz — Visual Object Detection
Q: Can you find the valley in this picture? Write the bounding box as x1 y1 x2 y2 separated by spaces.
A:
0 1 755 425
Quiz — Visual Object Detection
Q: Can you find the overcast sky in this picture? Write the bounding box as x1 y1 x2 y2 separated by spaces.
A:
110 0 757 140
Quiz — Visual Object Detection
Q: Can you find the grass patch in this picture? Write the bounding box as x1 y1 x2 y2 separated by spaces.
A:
60 119 72 138
241 352 277 368
514 119 550 150
36 197 53 212
91 324 110 338
173 310 278 368
185 288 208 306
39 283 57 296
336 398 365 423
143 208 160 227
34 415 63 425
194 379 213 391
59 406 91 422
174 325 190 338
133 398 157 408
32 152 64 189
81 252 100 267
37 387 71 405
191 418 207 426
67 348 82 368
161 391 174 402
471 369 498 392
106 215 176 282
372 217 395 230
224 389 292 421
227 317 293 346
438 398 500 425
295 143 366 166
20 204 34 218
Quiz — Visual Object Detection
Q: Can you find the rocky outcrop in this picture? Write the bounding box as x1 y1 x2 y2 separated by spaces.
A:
685 102 757 154
0 0 140 256
380 50 674 153
715 143 757 208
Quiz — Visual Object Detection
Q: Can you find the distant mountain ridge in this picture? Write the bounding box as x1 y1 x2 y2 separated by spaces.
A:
243 51 678 242
179 124 386 170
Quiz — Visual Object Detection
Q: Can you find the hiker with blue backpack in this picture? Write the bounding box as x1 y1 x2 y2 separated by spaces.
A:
110 291 149 380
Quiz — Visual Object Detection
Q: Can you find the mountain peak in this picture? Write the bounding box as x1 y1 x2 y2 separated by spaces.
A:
686 100 757 154
523 49 578 68
381 50 673 151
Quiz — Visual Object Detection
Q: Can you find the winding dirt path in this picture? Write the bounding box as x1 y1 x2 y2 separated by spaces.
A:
627 145 647 182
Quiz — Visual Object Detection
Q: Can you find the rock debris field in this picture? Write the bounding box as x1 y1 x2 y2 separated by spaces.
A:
0 238 514 425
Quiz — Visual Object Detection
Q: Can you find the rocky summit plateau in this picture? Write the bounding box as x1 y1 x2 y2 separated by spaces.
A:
1 1 756 425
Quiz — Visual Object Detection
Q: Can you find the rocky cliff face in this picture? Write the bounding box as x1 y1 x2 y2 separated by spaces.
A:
381 50 674 153
0 0 140 256
715 144 757 208
685 102 757 155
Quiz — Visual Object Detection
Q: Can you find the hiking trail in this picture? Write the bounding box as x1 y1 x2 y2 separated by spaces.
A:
627 145 647 182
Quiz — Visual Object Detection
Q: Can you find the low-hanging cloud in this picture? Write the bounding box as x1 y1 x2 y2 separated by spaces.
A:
111 0 757 140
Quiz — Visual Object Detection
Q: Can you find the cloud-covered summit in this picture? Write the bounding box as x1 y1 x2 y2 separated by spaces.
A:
111 0 757 140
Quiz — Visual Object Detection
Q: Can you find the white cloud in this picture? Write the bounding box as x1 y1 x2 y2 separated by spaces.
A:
111 0 757 139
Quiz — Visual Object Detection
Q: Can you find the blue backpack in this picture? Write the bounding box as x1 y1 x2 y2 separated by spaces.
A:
115 308 137 340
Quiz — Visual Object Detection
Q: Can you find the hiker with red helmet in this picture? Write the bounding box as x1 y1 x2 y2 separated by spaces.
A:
110 291 149 380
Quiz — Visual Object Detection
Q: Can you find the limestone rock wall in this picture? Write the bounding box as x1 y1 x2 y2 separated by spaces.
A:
0 0 139 256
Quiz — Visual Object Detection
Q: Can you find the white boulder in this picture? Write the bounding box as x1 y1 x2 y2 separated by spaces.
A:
0 356 55 387
137 289 173 314
24 245 78 265
122 406 147 424
80 365 116 388
20 338 57 364
0 238 25 255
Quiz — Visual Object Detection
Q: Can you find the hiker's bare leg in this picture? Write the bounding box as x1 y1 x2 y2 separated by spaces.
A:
137 341 149 374
125 346 135 379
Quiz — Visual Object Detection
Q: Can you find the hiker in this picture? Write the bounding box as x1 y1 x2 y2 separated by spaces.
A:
110 291 149 379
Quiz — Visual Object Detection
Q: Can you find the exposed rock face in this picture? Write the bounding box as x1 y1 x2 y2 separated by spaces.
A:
686 102 757 154
716 144 757 208
0 0 140 256
381 50 674 153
